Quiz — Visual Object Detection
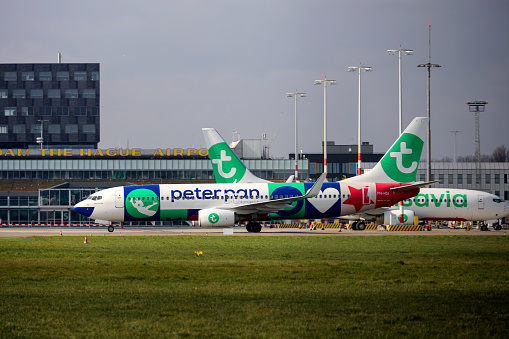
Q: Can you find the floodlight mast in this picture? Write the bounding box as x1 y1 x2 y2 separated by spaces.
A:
314 77 336 180
286 90 306 182
417 24 441 182
347 64 372 176
387 46 413 136
467 100 487 187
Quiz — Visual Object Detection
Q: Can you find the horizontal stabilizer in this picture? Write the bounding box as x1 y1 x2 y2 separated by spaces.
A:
390 180 440 192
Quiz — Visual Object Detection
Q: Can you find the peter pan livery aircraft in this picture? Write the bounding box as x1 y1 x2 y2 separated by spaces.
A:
74 117 431 232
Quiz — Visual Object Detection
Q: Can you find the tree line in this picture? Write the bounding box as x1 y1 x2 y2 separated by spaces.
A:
438 145 509 162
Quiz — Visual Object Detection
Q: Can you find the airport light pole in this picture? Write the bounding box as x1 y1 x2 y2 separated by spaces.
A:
387 46 413 136
314 77 336 180
347 63 372 175
37 119 48 150
287 90 306 182
418 24 441 182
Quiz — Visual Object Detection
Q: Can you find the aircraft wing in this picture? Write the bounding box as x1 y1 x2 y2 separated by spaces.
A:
390 181 440 192
221 173 326 215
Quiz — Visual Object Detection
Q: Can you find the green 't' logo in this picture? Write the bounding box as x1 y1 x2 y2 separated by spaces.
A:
208 143 246 183
125 188 159 218
381 133 423 183
208 213 219 224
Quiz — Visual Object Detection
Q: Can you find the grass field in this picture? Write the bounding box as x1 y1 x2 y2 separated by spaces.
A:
1 235 508 338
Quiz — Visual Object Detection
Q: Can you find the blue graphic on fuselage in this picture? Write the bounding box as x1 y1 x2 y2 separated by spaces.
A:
124 185 161 221
303 182 342 219
271 186 304 217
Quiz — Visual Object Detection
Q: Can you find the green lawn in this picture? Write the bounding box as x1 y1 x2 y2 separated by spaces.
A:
1 236 508 338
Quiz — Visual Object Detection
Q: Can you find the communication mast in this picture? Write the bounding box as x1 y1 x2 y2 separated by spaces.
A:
466 100 487 186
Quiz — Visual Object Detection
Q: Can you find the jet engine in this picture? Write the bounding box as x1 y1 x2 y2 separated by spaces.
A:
380 210 416 225
197 208 238 227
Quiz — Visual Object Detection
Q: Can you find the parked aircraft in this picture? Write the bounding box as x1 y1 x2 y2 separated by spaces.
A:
343 188 509 230
74 117 430 232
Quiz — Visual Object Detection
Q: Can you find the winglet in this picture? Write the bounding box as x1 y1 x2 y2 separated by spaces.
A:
304 173 326 199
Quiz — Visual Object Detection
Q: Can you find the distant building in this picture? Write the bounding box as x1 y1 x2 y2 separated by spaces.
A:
296 141 383 181
0 63 100 149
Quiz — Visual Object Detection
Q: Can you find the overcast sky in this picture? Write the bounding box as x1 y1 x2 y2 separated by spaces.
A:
2 0 508 160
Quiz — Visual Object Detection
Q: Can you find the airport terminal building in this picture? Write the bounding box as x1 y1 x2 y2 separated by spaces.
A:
0 62 508 225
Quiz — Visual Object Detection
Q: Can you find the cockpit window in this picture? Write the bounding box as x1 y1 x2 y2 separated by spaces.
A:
493 198 503 203
88 196 103 201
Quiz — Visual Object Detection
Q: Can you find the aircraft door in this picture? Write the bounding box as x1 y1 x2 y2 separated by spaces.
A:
362 185 374 205
478 195 484 210
115 190 124 208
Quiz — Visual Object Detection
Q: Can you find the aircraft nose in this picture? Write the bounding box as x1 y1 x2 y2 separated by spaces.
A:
73 202 95 217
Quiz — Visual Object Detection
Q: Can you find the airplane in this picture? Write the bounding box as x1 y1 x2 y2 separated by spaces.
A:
73 117 431 232
205 127 509 231
342 188 509 231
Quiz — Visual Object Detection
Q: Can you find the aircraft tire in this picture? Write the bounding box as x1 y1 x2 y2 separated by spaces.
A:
494 224 502 231
108 225 114 233
356 221 366 231
351 222 358 230
480 225 488 231
251 223 262 233
246 223 253 232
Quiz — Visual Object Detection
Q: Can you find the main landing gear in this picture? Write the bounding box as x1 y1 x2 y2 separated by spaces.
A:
108 225 114 232
246 222 262 233
351 221 366 231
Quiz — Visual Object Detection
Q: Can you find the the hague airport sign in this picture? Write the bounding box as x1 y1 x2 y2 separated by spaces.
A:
0 148 210 158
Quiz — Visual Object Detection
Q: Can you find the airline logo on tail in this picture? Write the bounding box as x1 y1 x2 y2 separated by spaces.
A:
380 133 423 183
209 143 246 183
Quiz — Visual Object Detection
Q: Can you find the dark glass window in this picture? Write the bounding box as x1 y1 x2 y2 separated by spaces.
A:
83 89 95 98
4 107 16 116
0 126 7 133
87 107 98 116
65 124 78 134
21 107 34 116
65 89 78 98
22 72 34 81
4 72 16 81
13 125 25 133
48 125 60 134
13 89 25 98
91 72 99 81
0 89 7 98
57 72 69 81
74 107 86 116
39 72 52 81
74 72 86 81
83 125 96 133
30 125 41 134
31 89 43 98
56 107 69 116
39 107 52 116
48 89 60 98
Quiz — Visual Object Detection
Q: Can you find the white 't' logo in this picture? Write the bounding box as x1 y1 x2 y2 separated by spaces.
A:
389 142 418 174
212 150 237 178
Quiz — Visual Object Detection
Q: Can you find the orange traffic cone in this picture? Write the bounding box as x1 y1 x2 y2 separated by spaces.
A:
60 231 62 236
84 235 88 244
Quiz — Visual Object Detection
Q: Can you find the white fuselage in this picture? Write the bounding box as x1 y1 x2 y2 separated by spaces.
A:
394 188 509 221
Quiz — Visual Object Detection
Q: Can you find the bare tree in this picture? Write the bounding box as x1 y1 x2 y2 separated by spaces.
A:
492 145 507 162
